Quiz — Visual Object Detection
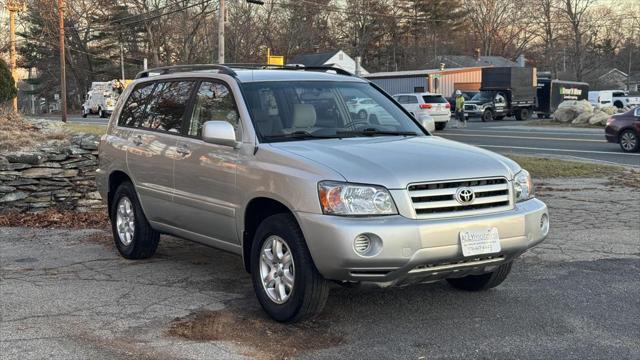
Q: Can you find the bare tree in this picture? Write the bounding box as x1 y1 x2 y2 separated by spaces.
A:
559 0 595 81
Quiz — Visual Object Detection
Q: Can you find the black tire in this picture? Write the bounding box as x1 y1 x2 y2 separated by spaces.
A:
482 109 493 122
250 213 330 323
515 108 531 121
619 129 639 153
110 181 160 259
435 122 447 131
357 109 367 120
98 108 106 118
81 108 88 118
446 261 512 291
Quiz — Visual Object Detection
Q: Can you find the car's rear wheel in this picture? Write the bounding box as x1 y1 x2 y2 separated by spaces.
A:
357 109 367 120
446 261 512 291
110 181 159 259
81 107 88 118
250 213 329 323
482 109 493 122
619 130 639 152
435 122 447 131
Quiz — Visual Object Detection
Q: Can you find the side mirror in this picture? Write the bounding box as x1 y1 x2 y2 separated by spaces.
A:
202 121 239 147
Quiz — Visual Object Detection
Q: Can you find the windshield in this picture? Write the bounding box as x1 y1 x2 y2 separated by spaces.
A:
471 91 496 102
242 81 426 142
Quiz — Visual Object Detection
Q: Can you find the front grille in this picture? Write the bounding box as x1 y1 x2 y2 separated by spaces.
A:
408 177 512 219
464 104 476 111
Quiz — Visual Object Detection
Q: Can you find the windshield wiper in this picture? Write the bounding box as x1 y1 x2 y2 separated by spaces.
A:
336 128 417 137
263 131 339 140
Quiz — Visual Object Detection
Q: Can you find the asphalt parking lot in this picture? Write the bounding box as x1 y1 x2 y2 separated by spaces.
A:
1 177 639 360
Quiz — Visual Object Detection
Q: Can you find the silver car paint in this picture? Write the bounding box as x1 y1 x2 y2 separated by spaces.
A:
97 69 548 283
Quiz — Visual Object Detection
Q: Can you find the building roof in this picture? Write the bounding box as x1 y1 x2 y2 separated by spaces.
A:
289 51 340 67
364 66 485 79
437 55 518 68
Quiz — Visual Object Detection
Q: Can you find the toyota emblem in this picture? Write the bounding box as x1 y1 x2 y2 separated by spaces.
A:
455 187 475 204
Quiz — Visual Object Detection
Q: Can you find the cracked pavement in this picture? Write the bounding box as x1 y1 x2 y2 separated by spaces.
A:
1 177 639 359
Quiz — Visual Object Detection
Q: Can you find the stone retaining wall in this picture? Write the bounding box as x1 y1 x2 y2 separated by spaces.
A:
0 134 104 212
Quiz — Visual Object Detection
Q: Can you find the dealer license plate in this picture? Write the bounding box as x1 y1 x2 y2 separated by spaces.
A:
459 227 501 257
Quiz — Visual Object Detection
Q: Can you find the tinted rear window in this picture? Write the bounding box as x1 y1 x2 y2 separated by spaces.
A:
422 95 447 103
118 80 195 133
118 82 156 127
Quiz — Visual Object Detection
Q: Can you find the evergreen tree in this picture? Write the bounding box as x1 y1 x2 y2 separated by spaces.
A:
0 59 18 104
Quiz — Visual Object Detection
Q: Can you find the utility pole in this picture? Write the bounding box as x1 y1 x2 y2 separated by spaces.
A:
217 0 224 64
58 0 67 122
7 1 24 113
120 43 125 81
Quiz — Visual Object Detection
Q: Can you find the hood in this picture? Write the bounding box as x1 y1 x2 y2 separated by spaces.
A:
270 136 520 189
465 100 490 106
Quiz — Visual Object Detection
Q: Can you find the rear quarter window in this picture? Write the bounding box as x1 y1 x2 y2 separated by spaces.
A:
118 82 156 127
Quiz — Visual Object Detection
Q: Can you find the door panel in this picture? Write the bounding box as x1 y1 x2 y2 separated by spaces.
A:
173 80 241 244
119 80 195 224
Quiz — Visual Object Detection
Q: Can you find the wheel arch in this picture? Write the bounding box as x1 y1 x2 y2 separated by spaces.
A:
242 197 296 273
107 170 133 219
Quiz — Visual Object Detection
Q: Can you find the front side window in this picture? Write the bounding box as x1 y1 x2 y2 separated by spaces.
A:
188 81 239 138
242 81 425 142
142 81 194 133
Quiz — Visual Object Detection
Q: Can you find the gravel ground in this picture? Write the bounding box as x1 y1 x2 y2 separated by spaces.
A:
1 178 639 360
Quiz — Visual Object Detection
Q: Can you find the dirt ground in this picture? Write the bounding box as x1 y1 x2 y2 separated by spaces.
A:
1 177 639 359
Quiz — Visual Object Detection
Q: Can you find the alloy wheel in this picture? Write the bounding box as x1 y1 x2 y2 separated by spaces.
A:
259 235 295 304
621 132 637 151
116 196 135 246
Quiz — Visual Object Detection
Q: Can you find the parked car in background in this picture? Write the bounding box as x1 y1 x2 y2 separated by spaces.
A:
589 90 640 109
605 107 640 152
346 97 377 119
97 64 549 323
393 92 450 130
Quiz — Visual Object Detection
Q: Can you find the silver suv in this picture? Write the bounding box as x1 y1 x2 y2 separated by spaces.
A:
96 65 549 323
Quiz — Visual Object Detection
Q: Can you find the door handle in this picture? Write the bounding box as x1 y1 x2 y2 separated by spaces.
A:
176 145 191 156
132 135 143 146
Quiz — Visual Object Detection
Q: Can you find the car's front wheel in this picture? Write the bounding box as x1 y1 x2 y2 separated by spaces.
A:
446 261 512 291
619 129 639 152
110 181 160 259
250 213 329 323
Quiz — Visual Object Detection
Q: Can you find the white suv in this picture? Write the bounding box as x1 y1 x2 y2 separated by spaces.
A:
394 92 451 130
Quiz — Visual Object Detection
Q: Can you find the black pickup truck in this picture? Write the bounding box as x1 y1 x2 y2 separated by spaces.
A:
463 67 536 121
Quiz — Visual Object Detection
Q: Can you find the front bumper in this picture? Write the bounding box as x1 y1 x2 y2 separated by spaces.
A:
296 198 548 284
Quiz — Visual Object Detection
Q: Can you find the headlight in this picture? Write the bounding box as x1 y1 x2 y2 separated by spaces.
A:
318 181 398 216
514 169 534 202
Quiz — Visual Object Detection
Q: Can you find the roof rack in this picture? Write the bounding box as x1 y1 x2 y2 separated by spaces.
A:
134 64 237 79
223 63 354 76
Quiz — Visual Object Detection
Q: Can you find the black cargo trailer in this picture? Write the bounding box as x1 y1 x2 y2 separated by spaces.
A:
535 79 589 118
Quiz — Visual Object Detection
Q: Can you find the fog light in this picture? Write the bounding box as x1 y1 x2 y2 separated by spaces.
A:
353 234 371 254
540 213 549 236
